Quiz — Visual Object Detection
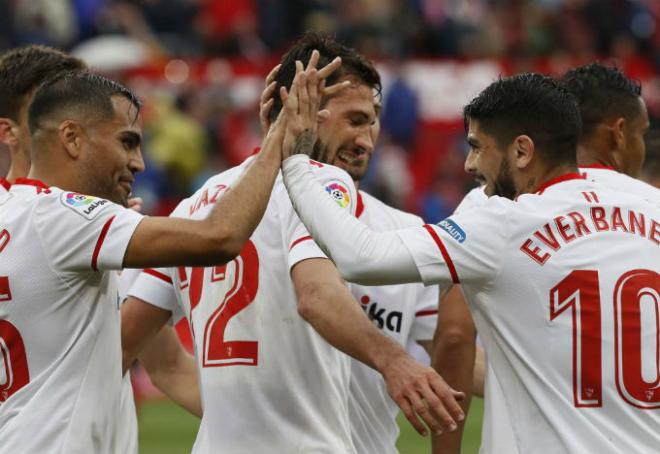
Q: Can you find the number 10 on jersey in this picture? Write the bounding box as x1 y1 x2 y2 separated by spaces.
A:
550 269 659 409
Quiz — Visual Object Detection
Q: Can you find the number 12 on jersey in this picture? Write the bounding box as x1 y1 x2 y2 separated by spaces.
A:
550 269 659 409
181 240 260 368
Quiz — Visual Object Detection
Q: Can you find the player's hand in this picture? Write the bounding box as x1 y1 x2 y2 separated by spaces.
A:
128 197 143 212
382 351 465 437
259 63 281 135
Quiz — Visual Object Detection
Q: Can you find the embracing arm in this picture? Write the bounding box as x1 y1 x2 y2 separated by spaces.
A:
139 325 202 417
292 258 464 436
282 155 421 286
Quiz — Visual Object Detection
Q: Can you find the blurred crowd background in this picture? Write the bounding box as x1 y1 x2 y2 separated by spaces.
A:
1 0 659 222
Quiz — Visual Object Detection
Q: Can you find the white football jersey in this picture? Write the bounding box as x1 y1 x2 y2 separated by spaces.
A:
347 191 438 454
580 165 658 202
129 157 358 454
398 174 660 453
0 179 143 453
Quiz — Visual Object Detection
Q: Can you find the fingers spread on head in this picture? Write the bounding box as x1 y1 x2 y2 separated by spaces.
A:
318 56 342 80
306 49 320 71
266 63 281 85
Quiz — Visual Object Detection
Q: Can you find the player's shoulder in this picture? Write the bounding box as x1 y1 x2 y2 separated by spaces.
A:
454 186 488 215
173 159 254 219
580 167 658 203
359 191 423 228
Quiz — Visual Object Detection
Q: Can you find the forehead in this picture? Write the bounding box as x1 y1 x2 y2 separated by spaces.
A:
108 95 142 132
324 81 379 115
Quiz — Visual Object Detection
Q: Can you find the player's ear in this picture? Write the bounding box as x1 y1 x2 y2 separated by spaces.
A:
610 117 626 151
59 120 84 159
0 117 19 147
512 134 534 169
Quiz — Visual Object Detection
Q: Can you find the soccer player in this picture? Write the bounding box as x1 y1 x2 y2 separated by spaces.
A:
435 62 660 454
0 46 85 189
122 36 464 454
0 45 201 454
0 70 285 453
282 73 660 453
562 62 657 200
260 53 440 454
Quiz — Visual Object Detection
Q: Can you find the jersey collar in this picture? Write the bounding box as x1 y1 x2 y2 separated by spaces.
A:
534 172 586 195
0 177 10 191
14 177 51 194
580 163 615 171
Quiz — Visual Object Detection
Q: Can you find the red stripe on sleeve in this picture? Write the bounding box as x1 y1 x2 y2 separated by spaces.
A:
143 268 173 284
289 235 313 251
415 309 438 317
92 216 116 271
423 224 460 284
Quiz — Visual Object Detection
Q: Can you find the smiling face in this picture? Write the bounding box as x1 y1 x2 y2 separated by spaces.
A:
464 119 517 199
313 79 380 182
79 95 144 206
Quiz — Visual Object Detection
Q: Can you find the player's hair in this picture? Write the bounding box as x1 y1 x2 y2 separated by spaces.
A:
0 45 86 121
268 32 381 122
28 71 142 135
561 63 642 139
463 73 581 166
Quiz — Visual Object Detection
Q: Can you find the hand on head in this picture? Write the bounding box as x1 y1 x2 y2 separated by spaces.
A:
259 50 351 160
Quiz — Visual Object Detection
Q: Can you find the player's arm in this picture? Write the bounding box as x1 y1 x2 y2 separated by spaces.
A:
138 325 202 418
473 345 485 397
122 122 283 269
291 258 464 436
121 296 171 374
431 285 477 454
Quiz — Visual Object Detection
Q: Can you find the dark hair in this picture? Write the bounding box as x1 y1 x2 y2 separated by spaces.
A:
463 73 581 166
561 63 642 139
269 32 381 122
28 71 142 134
0 45 86 121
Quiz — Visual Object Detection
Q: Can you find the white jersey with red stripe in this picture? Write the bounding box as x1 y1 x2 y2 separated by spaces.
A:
0 179 143 454
580 165 658 202
129 157 358 454
399 174 660 453
347 191 438 454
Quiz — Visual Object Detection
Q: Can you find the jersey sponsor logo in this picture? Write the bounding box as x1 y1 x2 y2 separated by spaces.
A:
61 192 110 220
437 218 466 243
359 294 403 334
324 181 350 209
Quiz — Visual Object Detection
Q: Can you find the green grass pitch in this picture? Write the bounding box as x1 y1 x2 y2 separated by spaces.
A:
138 398 484 453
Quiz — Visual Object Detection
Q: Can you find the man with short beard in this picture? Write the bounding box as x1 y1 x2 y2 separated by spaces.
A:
121 35 464 454
281 73 660 454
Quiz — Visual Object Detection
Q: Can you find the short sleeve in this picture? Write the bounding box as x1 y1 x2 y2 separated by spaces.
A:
35 190 143 272
128 268 185 324
409 284 439 341
282 160 358 270
397 197 509 287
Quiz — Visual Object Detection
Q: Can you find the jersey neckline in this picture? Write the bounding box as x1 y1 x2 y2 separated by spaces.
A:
534 172 586 195
0 177 11 191
14 177 51 193
579 163 615 171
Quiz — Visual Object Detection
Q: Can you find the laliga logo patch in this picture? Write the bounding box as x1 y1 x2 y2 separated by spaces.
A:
61 192 110 220
324 181 350 209
437 218 466 243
